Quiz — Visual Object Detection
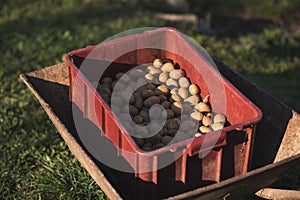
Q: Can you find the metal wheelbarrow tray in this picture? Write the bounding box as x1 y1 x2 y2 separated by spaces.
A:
65 28 262 184
20 62 300 199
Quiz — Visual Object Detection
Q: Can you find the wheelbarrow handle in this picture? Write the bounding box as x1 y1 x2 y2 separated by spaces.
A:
256 188 300 200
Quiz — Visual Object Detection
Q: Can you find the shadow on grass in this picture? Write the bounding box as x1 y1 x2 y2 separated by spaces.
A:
256 40 300 59
0 2 135 39
0 1 166 75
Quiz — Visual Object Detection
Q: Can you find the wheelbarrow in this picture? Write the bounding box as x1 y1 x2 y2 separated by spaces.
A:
20 61 300 199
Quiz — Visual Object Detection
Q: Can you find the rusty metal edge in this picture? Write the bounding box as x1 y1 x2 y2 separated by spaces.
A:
256 188 300 200
20 72 123 200
275 110 300 162
20 63 300 200
165 154 300 200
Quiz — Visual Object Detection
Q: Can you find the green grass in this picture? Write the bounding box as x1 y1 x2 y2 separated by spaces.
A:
0 0 299 199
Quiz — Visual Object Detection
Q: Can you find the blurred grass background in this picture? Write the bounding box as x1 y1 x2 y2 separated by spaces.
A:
0 0 299 199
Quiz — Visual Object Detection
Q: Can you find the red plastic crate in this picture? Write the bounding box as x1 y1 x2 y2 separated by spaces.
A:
64 27 262 184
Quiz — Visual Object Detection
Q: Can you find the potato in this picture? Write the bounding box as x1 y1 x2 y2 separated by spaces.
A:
161 62 174 72
129 95 135 104
148 122 163 133
169 69 185 79
147 65 156 71
178 87 189 99
134 96 144 110
98 57 230 150
143 142 152 148
149 105 162 119
213 114 226 124
161 135 173 145
206 112 213 117
136 85 146 94
165 109 175 119
139 110 150 123
158 94 168 102
142 147 152 151
100 83 111 90
145 83 157 91
184 95 200 105
133 137 144 147
170 88 178 95
149 67 162 75
137 77 147 85
196 102 211 113
128 69 146 79
161 100 171 109
166 118 181 130
180 114 189 121
133 115 143 124
119 73 131 83
178 77 190 88
98 86 111 97
141 89 155 98
101 77 113 84
210 122 224 131
145 73 154 81
182 103 193 114
159 72 169 83
167 129 178 136
153 58 163 68
171 102 182 116
127 105 139 116
190 111 203 121
152 143 165 150
133 90 142 98
189 84 200 95
171 94 181 102
102 93 110 104
134 125 148 137
115 72 125 80
168 97 175 105
199 126 212 133
157 129 166 136
156 85 169 95
144 134 162 145
144 96 160 107
202 115 212 126
180 120 197 132
166 78 178 87
111 80 125 91
194 132 202 137
141 106 149 112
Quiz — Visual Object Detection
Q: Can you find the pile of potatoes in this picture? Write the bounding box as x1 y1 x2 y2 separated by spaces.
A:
96 58 227 151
